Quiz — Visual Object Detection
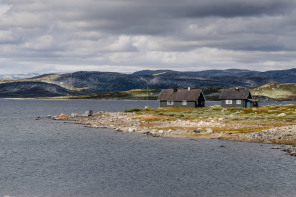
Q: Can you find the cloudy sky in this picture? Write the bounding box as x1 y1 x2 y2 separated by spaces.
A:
0 0 296 74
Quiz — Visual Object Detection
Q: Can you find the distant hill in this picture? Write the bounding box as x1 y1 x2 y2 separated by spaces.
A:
0 68 295 99
0 82 77 98
134 68 296 88
251 83 296 101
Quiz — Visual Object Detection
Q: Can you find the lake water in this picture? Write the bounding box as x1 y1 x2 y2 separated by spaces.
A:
0 99 296 197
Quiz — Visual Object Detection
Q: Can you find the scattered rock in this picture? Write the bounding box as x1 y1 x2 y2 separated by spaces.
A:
85 110 93 116
271 147 282 150
193 130 201 134
71 113 77 117
283 147 296 156
206 128 214 134
128 127 136 132
277 113 286 117
143 131 160 137
114 128 122 132
239 126 296 142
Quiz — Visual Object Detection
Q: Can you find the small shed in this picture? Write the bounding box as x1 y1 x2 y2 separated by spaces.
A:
157 87 205 108
219 87 258 108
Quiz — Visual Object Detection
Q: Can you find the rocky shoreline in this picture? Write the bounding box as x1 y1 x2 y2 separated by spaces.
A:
52 110 296 156
235 126 296 144
54 111 229 138
234 126 296 156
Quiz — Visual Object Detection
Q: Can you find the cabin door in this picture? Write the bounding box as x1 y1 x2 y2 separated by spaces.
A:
197 100 204 107
246 101 251 108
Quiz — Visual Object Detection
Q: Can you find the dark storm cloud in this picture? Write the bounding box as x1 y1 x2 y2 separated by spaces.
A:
175 1 293 18
52 0 294 35
0 0 296 73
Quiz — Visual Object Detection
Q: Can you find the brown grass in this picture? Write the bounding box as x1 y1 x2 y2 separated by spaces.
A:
135 105 296 134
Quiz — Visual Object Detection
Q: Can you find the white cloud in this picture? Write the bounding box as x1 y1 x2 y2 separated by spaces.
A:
105 35 133 51
21 35 54 50
0 4 11 16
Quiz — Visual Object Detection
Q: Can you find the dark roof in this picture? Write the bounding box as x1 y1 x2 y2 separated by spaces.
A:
158 88 203 101
219 88 251 100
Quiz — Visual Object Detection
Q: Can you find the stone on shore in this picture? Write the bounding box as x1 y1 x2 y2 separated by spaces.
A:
84 110 93 116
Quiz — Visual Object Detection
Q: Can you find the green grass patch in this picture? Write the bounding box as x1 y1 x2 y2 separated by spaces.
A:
124 108 142 113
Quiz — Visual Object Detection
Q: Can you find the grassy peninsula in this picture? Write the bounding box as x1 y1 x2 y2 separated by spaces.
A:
55 104 296 147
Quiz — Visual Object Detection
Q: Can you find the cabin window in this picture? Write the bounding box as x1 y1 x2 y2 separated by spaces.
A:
236 100 241 104
167 101 174 105
226 100 232 104
182 100 187 105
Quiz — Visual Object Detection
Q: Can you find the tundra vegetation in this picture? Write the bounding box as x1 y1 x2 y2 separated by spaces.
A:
252 83 296 101
125 105 296 144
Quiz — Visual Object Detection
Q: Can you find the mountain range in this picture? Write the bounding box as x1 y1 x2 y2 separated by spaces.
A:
0 68 295 98
0 73 40 80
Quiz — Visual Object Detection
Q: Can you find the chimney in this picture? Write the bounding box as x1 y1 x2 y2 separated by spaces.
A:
188 87 191 91
173 87 177 92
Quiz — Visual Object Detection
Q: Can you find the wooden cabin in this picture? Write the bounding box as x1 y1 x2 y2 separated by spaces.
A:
157 87 205 108
219 87 258 108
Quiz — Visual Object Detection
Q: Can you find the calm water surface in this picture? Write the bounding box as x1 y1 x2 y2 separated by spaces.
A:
0 99 296 197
